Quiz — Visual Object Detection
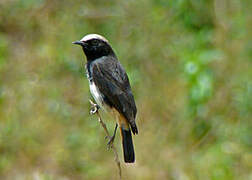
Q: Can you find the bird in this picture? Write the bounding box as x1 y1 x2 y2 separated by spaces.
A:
72 34 138 163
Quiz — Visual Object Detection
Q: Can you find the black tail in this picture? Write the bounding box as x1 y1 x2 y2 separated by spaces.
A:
120 127 135 163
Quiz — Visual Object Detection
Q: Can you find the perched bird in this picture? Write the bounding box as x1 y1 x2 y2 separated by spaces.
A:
73 34 138 163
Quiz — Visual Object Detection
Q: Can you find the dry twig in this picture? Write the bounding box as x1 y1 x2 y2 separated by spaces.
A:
89 99 122 180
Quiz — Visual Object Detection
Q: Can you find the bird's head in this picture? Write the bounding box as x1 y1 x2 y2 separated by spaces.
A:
72 34 114 61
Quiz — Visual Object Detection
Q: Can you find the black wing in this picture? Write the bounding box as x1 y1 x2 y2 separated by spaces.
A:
91 57 138 134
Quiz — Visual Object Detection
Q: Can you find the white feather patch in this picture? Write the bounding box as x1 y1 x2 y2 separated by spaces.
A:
80 34 108 43
89 82 102 106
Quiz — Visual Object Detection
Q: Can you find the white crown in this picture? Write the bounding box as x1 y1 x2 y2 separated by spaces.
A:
80 34 108 43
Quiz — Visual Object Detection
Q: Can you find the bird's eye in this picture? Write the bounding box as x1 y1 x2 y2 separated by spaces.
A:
92 40 99 46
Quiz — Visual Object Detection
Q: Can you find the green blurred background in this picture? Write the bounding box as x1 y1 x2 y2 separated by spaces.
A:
0 0 251 179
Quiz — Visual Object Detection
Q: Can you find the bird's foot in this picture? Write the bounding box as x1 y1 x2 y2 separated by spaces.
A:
105 134 115 150
89 100 100 114
105 123 118 150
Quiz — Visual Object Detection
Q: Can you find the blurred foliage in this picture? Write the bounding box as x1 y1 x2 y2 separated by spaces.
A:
0 0 251 179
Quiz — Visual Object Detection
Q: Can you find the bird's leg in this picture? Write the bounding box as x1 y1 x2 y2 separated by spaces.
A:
88 100 122 179
89 100 117 149
106 123 118 149
89 100 100 114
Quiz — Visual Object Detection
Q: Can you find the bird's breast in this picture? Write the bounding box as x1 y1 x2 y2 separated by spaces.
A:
89 82 103 106
89 81 111 112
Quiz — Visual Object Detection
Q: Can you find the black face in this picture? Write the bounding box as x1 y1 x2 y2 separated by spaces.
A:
73 39 114 61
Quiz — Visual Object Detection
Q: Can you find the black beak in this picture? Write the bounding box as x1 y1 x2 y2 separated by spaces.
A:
72 40 84 46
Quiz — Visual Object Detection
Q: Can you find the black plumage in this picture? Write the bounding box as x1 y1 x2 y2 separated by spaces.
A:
73 34 138 163
88 57 138 134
